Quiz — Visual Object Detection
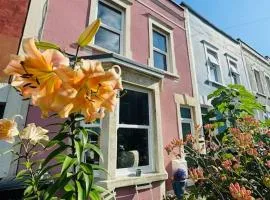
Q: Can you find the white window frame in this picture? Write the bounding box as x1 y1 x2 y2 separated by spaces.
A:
253 69 264 94
148 17 177 75
152 28 169 71
202 42 223 85
116 84 154 176
88 0 132 58
179 106 195 140
95 0 124 54
226 55 241 84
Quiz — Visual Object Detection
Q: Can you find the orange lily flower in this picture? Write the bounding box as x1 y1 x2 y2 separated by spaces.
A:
4 38 72 98
58 60 122 122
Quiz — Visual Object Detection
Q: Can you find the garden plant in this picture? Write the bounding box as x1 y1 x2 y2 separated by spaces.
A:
165 85 270 200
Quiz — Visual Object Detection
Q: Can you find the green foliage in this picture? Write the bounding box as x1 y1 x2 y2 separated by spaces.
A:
182 85 270 200
205 84 263 134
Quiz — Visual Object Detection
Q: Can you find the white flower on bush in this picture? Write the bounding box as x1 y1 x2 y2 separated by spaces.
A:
20 123 49 147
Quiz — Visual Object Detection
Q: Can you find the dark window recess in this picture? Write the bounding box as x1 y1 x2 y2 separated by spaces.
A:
119 89 149 125
0 103 5 119
117 128 149 168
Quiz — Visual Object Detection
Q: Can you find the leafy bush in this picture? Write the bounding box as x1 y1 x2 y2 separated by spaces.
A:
166 85 270 200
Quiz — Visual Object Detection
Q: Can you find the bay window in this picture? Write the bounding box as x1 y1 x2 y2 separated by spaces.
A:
117 88 153 174
95 1 124 54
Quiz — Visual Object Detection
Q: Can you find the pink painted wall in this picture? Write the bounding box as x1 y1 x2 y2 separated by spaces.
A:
25 0 193 196
0 0 30 81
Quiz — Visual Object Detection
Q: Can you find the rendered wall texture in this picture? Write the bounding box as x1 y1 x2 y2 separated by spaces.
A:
187 10 251 106
0 0 30 81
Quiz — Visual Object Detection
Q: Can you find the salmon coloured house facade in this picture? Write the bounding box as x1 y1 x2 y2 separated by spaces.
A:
0 0 201 199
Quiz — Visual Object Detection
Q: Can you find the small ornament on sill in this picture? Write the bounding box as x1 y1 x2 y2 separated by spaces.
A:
136 169 142 177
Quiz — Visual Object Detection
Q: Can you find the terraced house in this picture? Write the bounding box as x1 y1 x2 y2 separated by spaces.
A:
0 0 269 199
238 39 270 120
181 3 252 126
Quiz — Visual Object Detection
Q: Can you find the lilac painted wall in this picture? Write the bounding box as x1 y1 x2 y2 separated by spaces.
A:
25 0 193 197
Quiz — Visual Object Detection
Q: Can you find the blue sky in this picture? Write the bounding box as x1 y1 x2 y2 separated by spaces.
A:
175 0 270 56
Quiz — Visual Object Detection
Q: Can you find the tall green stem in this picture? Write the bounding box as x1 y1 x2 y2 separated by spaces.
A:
69 114 78 198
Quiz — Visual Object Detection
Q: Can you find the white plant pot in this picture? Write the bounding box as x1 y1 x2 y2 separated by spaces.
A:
172 158 188 177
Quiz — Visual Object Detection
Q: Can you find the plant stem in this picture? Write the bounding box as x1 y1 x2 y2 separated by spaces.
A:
22 142 40 200
69 114 78 198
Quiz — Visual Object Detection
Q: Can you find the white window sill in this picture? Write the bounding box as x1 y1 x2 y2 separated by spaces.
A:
96 172 168 189
151 67 179 79
256 92 267 98
85 44 121 56
207 79 224 87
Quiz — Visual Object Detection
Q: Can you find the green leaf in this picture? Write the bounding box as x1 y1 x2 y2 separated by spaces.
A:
61 191 74 200
35 41 61 51
75 140 83 163
46 131 69 148
24 185 33 196
77 19 101 47
16 169 28 179
42 145 68 168
92 184 106 193
91 164 108 174
84 143 103 161
37 163 61 180
64 183 75 192
44 174 75 200
76 180 85 200
80 163 93 175
61 156 76 174
83 173 92 197
89 190 100 200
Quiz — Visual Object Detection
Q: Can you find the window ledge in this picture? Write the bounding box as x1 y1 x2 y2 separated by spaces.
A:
97 172 168 189
207 79 225 87
150 67 179 79
256 92 267 98
86 44 119 56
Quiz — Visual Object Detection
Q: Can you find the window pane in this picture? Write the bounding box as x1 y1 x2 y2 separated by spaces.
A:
210 65 219 82
154 51 167 71
207 50 219 65
95 27 120 53
119 89 149 125
232 73 239 84
153 30 167 52
0 103 5 119
85 127 100 165
266 76 270 94
117 128 149 168
181 122 192 139
201 107 208 115
254 71 263 93
180 107 191 119
98 2 122 31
